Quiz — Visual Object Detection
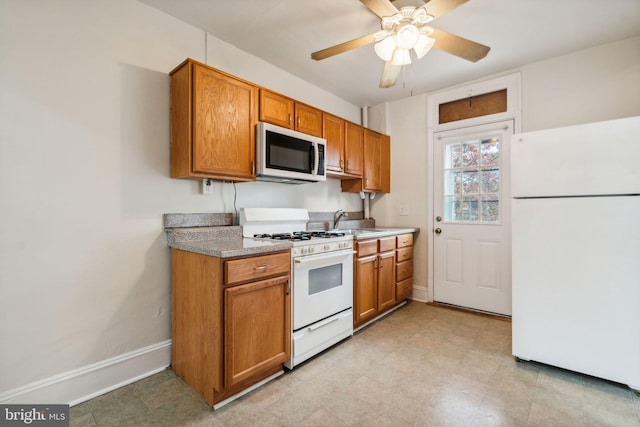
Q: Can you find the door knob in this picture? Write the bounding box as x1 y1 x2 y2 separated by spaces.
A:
436 216 442 222
435 228 442 235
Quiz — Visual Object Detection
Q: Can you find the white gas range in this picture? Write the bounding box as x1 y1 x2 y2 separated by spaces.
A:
240 208 354 368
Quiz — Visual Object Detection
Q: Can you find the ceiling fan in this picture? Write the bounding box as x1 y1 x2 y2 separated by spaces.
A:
311 0 490 88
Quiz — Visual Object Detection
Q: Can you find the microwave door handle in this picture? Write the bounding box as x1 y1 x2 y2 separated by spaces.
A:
312 143 318 176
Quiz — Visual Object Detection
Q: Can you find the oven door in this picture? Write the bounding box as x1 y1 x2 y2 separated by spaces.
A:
292 249 354 330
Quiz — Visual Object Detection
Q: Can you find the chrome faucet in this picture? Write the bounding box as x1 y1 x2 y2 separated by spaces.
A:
333 209 347 229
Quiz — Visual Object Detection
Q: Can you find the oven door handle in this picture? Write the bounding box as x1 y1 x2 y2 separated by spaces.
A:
293 250 356 264
307 310 351 332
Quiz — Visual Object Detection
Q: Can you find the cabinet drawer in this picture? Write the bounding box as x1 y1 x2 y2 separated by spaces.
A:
396 260 413 282
396 234 413 248
356 240 378 257
225 252 290 286
396 247 413 262
378 237 396 253
396 278 412 301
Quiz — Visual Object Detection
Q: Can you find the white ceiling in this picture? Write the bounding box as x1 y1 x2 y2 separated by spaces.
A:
140 0 640 106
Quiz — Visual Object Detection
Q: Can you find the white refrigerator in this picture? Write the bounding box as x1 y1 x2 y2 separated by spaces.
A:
511 116 640 391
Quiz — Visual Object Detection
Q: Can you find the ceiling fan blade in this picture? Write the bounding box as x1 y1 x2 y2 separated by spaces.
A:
311 33 376 60
432 28 490 62
422 0 470 19
379 62 402 88
360 0 399 19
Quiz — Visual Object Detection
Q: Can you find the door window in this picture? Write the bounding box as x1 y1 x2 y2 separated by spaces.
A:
443 137 501 223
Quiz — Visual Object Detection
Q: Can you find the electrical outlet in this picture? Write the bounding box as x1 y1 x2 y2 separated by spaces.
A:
201 178 214 195
399 206 409 216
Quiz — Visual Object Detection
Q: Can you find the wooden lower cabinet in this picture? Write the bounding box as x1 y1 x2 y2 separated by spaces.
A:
354 233 415 328
354 255 378 325
395 233 414 302
377 251 396 312
354 237 396 328
171 249 291 406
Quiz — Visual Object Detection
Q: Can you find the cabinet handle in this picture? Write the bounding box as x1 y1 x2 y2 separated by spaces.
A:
251 160 255 175
297 116 300 128
288 114 292 126
286 280 290 295
253 265 268 271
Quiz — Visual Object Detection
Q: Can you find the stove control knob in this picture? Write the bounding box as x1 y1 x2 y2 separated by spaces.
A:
324 244 330 251
309 247 314 253
301 248 307 254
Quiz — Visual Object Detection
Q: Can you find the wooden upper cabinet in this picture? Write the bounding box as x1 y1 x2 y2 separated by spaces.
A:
259 89 294 129
324 113 346 173
380 133 391 193
363 129 383 192
342 128 389 193
170 59 258 182
294 103 323 137
259 89 322 137
345 122 364 177
326 118 364 178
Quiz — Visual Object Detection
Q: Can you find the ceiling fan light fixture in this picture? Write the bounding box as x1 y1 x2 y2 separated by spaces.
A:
390 47 411 65
411 7 434 25
395 23 419 49
413 33 435 59
374 35 396 61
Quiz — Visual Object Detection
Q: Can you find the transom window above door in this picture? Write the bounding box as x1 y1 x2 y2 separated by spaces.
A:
443 137 501 223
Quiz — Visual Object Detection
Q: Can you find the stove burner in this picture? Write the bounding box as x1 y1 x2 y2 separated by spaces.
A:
254 231 345 241
311 231 346 238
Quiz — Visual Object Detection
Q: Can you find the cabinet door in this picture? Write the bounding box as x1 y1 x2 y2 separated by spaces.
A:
363 129 382 192
193 64 257 180
324 113 345 173
380 133 391 193
259 89 294 129
377 251 396 312
295 103 323 137
355 255 378 326
225 275 291 387
345 122 364 176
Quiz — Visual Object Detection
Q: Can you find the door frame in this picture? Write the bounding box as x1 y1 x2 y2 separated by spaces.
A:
425 73 522 303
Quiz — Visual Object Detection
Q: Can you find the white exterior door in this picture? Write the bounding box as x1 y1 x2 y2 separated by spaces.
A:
433 121 513 315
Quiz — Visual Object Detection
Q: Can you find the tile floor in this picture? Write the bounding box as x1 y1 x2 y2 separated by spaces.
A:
70 302 640 426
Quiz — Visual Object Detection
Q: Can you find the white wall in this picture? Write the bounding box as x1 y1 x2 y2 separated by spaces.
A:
0 0 362 403
369 36 640 298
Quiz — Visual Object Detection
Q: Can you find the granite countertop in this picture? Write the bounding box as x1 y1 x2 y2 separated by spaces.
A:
169 236 292 258
164 214 292 258
338 227 419 240
163 213 418 257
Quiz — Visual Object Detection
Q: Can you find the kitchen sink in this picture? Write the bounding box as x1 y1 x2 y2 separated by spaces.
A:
330 228 386 237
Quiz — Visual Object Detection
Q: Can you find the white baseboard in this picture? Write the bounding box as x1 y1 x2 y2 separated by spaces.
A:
0 340 171 406
410 285 429 303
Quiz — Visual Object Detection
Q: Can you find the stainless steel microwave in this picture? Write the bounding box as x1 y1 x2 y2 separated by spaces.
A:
256 122 326 184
